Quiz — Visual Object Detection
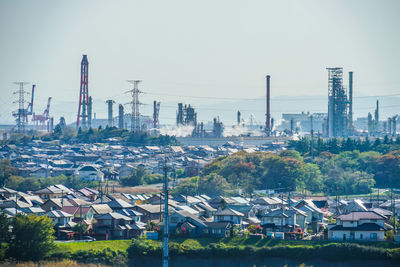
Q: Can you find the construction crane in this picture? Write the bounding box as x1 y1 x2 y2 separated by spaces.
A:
25 84 35 122
32 97 52 131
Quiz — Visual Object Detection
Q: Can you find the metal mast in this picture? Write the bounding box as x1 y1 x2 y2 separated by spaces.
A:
163 160 169 267
77 55 89 129
13 82 29 133
265 75 271 136
127 80 142 132
348 72 353 133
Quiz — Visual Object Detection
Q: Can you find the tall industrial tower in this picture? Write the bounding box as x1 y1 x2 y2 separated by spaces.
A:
106 100 115 127
327 68 348 137
76 55 89 129
127 80 142 132
347 72 354 134
265 75 271 136
153 100 160 129
118 104 124 129
12 82 29 133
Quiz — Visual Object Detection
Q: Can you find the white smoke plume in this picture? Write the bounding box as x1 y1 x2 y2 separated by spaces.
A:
159 125 194 137
222 125 263 137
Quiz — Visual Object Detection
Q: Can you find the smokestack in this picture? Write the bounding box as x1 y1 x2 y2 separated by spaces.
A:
348 71 353 132
106 100 114 127
118 104 124 129
393 116 397 136
237 111 241 126
266 75 271 136
88 96 92 128
375 100 379 133
154 101 157 129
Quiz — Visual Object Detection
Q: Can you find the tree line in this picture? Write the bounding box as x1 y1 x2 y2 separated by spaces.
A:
173 148 400 196
289 136 400 155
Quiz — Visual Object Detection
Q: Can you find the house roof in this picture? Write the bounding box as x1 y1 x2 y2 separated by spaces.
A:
336 211 386 221
45 210 73 218
96 212 132 220
369 208 392 217
91 204 113 215
214 208 244 217
107 198 133 209
118 209 143 217
330 222 384 231
204 221 232 229
61 206 92 216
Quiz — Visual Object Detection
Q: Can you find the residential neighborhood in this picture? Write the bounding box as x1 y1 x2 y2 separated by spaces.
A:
0 181 398 243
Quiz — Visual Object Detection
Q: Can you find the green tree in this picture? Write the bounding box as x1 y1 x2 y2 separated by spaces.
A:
280 150 302 160
0 160 15 187
198 173 231 196
172 177 199 196
120 166 147 186
304 163 324 193
0 212 10 247
8 214 55 260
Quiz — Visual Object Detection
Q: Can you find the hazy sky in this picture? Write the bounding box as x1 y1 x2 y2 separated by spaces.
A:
0 0 399 125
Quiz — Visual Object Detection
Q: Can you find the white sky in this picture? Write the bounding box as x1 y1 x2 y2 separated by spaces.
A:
0 0 399 125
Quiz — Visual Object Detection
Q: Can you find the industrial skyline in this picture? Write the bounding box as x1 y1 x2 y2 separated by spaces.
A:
1 0 400 127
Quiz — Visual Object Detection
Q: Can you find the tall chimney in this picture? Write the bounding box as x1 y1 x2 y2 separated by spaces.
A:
118 104 124 129
348 71 353 132
106 100 114 127
266 75 271 136
237 111 241 126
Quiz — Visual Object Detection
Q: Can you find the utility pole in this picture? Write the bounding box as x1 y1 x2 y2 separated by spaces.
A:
163 159 169 267
310 115 314 162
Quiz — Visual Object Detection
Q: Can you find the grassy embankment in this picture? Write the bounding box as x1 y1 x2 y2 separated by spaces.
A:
2 237 397 266
56 240 132 253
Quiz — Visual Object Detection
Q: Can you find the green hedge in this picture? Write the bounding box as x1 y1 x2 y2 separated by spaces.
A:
127 239 400 262
50 248 127 266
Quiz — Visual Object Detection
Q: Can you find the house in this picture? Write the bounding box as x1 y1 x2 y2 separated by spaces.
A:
34 185 72 200
0 187 18 198
328 211 387 241
214 208 244 225
61 206 94 223
76 165 104 181
118 164 136 178
94 212 143 239
204 222 232 238
41 198 72 212
261 207 307 233
295 199 325 232
91 204 113 216
132 204 164 223
45 210 75 228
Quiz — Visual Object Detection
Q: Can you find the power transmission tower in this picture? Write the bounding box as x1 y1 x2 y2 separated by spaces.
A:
13 82 29 133
126 80 142 132
77 55 89 129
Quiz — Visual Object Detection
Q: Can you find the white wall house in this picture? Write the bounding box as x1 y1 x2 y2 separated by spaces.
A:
328 211 387 241
76 165 104 181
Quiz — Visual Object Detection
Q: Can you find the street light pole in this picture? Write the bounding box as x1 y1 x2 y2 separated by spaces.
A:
163 159 169 267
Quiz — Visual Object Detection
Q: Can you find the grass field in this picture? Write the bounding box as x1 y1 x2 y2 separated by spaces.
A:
56 240 132 253
0 260 110 267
